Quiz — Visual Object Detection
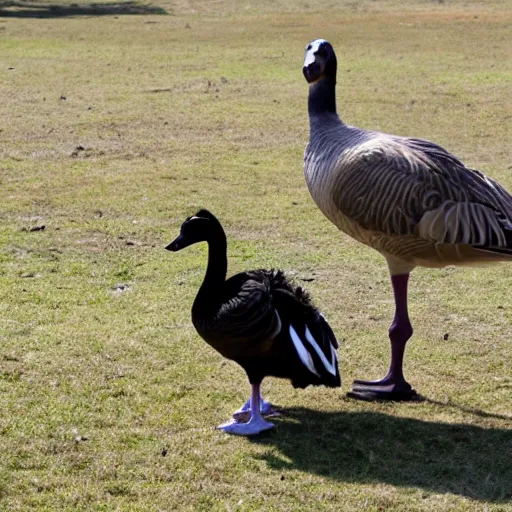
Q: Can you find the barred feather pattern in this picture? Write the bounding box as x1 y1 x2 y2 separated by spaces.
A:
305 123 512 267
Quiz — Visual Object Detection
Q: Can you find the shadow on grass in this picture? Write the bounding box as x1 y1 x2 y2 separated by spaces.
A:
424 397 512 421
0 0 167 17
250 408 512 502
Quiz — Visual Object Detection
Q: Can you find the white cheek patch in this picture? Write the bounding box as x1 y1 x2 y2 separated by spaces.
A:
304 39 328 67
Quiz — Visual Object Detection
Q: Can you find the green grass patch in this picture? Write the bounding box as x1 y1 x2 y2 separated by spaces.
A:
0 0 511 510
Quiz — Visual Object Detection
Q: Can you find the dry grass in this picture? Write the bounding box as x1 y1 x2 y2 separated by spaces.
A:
0 0 511 510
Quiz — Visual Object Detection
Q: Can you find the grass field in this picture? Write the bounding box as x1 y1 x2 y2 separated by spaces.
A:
1 0 511 510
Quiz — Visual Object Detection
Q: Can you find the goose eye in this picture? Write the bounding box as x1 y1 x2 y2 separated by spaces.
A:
306 44 312 51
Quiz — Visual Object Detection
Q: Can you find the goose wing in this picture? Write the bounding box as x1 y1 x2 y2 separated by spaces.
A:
333 135 512 250
210 271 281 352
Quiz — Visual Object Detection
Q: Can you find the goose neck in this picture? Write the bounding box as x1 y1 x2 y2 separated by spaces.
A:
196 233 228 305
308 77 338 118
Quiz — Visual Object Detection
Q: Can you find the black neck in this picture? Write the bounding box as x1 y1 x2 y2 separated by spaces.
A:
308 76 338 117
195 229 228 307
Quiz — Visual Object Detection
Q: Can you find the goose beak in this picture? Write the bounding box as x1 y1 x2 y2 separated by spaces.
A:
303 63 322 84
165 235 184 252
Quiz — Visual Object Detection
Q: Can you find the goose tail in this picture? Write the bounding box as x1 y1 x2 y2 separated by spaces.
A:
472 224 512 257
288 312 341 388
267 269 341 388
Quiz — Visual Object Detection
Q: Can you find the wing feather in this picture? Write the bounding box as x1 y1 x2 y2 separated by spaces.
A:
193 272 281 358
217 275 281 343
332 134 512 249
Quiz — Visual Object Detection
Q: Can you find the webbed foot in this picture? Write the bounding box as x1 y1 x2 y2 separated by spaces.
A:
217 416 275 436
348 376 421 401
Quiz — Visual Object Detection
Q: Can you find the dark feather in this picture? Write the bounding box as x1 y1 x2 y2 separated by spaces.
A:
234 270 340 389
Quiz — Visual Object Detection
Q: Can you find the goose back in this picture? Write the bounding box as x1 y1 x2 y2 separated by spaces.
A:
332 135 512 241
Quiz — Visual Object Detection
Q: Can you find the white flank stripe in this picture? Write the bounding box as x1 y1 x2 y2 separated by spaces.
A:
330 345 338 371
289 325 320 377
304 326 338 376
270 309 282 339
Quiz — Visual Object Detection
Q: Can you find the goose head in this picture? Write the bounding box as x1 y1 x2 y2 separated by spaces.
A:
303 39 337 84
166 209 220 252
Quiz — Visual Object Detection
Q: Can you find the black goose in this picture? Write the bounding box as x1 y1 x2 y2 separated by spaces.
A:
166 209 340 435
303 39 512 400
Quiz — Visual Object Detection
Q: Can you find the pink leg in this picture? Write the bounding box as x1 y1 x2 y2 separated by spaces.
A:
233 395 273 421
349 274 418 401
217 382 275 435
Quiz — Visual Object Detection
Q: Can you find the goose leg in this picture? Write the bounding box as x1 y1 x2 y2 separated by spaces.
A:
349 273 419 401
217 382 275 436
232 396 274 422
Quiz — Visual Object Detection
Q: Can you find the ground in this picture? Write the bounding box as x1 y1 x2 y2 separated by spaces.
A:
0 0 511 510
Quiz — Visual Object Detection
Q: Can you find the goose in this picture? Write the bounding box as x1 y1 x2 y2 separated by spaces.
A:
302 39 512 401
166 209 341 435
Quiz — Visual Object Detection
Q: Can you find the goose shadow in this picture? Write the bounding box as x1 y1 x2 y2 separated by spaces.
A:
0 0 167 18
249 407 512 502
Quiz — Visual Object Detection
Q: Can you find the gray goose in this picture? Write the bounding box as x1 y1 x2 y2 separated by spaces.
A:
302 39 512 400
166 209 340 435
